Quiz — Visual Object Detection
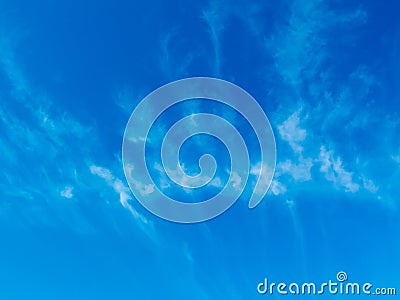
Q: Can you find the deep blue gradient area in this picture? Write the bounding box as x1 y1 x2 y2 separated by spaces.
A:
0 0 399 299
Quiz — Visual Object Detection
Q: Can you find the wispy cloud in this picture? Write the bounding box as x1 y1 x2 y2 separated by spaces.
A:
60 186 74 199
274 109 314 190
201 0 226 76
277 157 313 182
278 109 307 154
266 0 367 89
318 146 359 193
0 31 154 233
120 164 155 196
159 30 197 80
89 164 156 239
261 0 392 202
269 179 287 196
362 177 378 194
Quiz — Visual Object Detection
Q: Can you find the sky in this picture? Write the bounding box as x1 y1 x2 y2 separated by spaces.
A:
0 0 399 299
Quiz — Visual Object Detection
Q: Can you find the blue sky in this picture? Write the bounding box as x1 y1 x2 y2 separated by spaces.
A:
0 0 399 299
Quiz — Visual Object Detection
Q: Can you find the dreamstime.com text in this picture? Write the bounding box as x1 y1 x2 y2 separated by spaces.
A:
257 272 396 296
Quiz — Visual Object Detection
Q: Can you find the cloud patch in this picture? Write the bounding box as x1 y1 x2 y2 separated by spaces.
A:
278 109 307 154
60 186 74 199
89 164 153 228
319 146 359 193
277 157 313 182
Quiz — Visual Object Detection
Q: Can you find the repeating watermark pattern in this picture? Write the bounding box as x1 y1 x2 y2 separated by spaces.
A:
122 77 276 223
257 272 397 296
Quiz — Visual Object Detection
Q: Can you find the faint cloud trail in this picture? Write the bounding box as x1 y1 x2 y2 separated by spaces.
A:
202 0 225 76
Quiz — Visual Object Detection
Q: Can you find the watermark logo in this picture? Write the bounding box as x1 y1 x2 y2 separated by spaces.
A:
257 272 397 296
122 77 276 223
337 271 348 282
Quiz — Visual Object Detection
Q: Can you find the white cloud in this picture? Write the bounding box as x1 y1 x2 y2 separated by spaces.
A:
210 176 223 188
277 157 313 182
60 186 74 199
272 108 314 186
362 177 378 193
269 179 287 196
128 136 147 144
250 161 274 178
230 171 242 190
286 198 295 209
278 110 307 153
90 165 113 182
89 164 151 226
121 164 155 196
319 146 359 193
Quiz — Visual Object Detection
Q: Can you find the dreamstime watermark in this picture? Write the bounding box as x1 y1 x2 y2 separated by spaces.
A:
122 77 276 223
257 272 397 296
